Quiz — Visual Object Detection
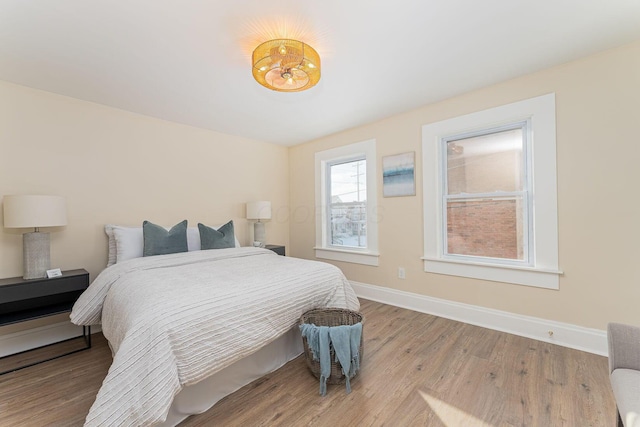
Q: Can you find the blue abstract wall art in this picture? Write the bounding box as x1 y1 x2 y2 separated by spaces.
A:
383 152 415 197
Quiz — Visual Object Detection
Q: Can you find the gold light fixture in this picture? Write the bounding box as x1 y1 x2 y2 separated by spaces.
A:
252 39 321 92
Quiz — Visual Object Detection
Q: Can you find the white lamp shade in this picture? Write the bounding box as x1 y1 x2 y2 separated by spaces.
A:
3 195 68 228
246 201 272 220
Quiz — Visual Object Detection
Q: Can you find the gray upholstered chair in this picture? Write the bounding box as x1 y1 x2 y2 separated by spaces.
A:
608 323 640 427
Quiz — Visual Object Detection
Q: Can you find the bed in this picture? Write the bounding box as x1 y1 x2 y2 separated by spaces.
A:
70 247 360 426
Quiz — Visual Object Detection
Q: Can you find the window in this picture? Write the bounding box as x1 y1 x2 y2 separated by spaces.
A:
315 140 379 266
443 122 531 265
422 94 561 289
328 159 367 248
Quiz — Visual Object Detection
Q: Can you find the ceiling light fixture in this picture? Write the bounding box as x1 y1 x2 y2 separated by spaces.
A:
252 39 321 92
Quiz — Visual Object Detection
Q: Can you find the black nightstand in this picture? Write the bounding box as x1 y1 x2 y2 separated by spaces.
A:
265 245 285 256
0 269 91 374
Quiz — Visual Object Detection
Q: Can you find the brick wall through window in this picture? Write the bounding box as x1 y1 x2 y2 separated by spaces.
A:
447 199 523 260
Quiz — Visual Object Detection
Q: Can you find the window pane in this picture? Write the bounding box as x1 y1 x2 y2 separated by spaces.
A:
447 197 525 260
329 160 367 248
330 203 367 247
447 128 524 195
330 160 366 202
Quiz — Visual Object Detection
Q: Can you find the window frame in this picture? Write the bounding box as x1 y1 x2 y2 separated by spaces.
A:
422 94 561 289
315 139 379 266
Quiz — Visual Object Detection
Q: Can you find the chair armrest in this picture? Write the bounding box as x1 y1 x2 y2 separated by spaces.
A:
608 322 640 373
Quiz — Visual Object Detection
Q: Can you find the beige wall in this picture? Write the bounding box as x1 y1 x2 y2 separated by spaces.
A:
289 40 640 330
2 40 638 339
0 81 289 333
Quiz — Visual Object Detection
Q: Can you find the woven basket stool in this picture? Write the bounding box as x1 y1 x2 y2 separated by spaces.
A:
299 308 364 385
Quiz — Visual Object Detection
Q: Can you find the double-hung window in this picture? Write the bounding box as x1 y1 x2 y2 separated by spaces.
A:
443 122 531 265
422 94 561 289
315 139 379 266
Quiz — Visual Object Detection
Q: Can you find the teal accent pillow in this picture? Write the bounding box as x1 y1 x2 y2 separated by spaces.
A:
143 220 188 257
198 220 236 250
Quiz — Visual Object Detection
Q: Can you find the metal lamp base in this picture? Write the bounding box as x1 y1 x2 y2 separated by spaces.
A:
23 231 50 280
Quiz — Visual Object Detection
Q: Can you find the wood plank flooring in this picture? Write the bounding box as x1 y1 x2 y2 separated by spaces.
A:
0 299 615 426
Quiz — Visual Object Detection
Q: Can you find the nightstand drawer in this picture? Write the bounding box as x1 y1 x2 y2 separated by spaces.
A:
0 270 89 303
0 269 89 323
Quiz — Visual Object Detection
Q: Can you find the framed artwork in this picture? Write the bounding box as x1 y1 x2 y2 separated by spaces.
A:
382 151 415 197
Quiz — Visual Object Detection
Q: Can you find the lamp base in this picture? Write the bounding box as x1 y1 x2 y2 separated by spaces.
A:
23 231 50 280
254 222 266 247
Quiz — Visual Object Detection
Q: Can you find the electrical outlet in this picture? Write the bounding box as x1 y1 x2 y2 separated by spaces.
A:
398 267 406 279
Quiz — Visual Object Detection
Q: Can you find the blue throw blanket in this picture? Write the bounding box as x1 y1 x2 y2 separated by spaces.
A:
300 322 363 396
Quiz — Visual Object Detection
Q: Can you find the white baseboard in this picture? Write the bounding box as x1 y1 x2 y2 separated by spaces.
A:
0 321 102 357
350 281 608 356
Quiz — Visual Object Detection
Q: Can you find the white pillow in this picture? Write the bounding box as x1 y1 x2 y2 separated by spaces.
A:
186 227 201 252
105 225 117 267
106 223 240 265
113 226 144 264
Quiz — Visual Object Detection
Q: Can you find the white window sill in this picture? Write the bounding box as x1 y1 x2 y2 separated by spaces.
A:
315 247 380 266
422 257 562 290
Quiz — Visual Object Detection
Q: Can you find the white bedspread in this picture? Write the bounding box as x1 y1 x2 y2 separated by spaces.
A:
70 247 359 427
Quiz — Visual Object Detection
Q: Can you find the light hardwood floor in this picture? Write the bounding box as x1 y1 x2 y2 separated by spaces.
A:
0 299 615 426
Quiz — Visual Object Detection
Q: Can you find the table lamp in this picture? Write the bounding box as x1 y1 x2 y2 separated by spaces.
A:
3 195 67 279
246 201 271 247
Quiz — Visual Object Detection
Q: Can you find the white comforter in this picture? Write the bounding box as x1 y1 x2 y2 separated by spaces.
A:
71 247 360 427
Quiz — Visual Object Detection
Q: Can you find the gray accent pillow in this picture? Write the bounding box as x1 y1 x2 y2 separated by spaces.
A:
198 220 235 250
143 220 188 257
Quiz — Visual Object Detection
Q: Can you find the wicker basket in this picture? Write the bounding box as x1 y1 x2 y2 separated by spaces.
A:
299 308 364 385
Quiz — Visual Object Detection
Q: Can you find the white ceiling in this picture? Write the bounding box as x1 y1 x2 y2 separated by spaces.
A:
2 1 640 146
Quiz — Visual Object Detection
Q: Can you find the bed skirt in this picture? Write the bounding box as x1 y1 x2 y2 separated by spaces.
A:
159 326 303 426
